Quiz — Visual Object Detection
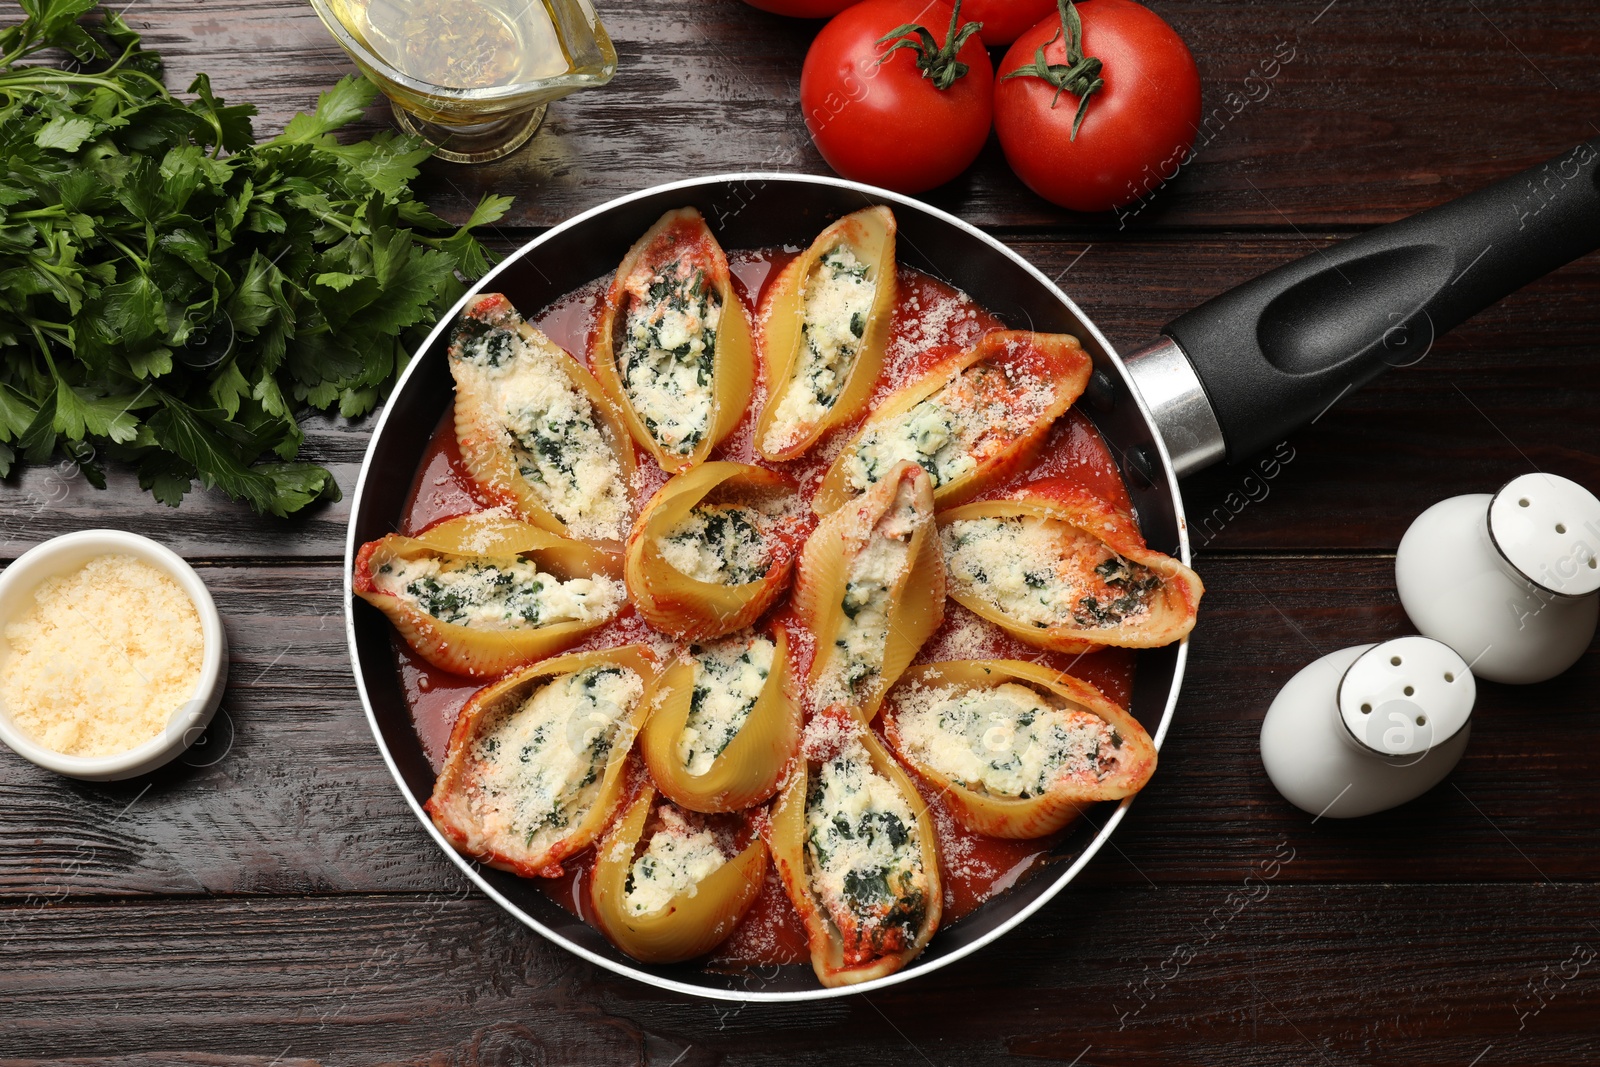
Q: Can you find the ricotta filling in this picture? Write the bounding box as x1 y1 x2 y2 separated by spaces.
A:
763 246 876 452
894 682 1123 798
374 553 623 630
677 635 776 776
842 361 1050 494
454 318 628 540
941 515 1163 630
819 478 920 708
620 258 722 457
805 735 927 958
623 804 728 917
466 665 644 855
657 504 772 586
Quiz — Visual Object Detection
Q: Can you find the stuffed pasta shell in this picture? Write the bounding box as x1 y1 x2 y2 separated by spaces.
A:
883 660 1158 839
450 293 636 544
353 513 625 677
639 630 799 813
794 459 943 721
755 206 897 461
813 330 1093 514
591 786 768 964
592 208 754 472
768 705 941 987
938 479 1204 652
625 461 801 641
426 646 657 879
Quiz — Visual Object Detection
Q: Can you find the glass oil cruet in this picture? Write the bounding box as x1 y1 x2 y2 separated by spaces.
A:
311 0 618 163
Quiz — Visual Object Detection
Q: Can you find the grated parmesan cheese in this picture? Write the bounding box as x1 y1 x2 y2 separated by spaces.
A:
884 284 985 373
814 476 921 708
619 258 722 457
623 804 728 916
805 732 928 955
941 516 1162 630
0 555 204 757
373 552 622 630
657 504 772 586
893 681 1121 798
763 247 876 453
677 635 774 775
453 315 629 541
841 355 1055 495
466 664 643 857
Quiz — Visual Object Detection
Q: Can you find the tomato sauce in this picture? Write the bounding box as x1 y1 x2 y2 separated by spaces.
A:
386 246 1142 970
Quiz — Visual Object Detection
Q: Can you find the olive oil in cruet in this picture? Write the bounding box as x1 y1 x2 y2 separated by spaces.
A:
311 0 618 163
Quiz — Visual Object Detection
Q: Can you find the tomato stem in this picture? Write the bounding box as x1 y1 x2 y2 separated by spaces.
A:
875 0 984 92
1000 0 1104 140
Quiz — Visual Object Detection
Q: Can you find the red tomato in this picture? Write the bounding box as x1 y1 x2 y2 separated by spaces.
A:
994 0 1200 212
801 0 994 194
742 0 857 16
959 0 1058 45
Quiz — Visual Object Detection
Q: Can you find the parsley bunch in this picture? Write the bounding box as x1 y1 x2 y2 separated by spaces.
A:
0 0 511 514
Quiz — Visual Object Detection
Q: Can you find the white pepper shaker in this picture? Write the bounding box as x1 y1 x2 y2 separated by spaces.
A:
1396 473 1600 684
1260 636 1475 818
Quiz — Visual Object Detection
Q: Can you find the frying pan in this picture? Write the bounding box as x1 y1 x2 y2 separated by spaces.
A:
343 138 1600 1001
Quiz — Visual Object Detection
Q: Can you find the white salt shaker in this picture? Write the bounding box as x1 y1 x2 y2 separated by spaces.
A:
1260 636 1475 818
1396 473 1600 684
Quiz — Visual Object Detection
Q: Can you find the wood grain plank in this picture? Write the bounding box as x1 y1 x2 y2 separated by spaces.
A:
3 2 1594 1059
109 0 1600 230
0 1059 321 1067
4 232 1594 558
1 886 1596 1065
0 564 462 899
0 558 1594 902
0 422 360 562
1116 555 1600 887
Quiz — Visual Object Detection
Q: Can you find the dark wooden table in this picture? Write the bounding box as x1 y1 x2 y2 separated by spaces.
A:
3 1 1599 1064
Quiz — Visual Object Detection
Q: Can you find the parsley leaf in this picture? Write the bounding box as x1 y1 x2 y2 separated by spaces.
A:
0 2 509 515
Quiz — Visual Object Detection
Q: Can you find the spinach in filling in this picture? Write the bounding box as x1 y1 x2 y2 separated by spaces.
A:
657 504 772 586
376 554 620 631
804 739 927 962
620 259 721 455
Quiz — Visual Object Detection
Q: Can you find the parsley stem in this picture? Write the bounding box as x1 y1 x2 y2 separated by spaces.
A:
116 67 172 100
20 313 71 347
30 325 59 373
306 210 357 236
100 36 140 78
0 70 138 102
102 233 148 271
0 34 52 69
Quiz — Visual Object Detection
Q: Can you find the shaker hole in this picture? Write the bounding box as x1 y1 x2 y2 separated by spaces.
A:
1556 523 1567 534
1360 703 1372 714
1415 715 1427 726
1404 686 1415 696
1390 656 1402 666
1519 498 1530 508
1444 672 1455 682
1589 558 1597 570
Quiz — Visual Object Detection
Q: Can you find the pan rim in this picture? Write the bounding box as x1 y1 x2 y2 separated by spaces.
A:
342 171 1191 1002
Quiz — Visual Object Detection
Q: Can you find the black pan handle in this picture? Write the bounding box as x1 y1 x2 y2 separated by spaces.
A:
1162 137 1600 462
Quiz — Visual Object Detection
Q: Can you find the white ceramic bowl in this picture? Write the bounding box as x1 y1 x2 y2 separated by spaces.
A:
0 530 228 780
